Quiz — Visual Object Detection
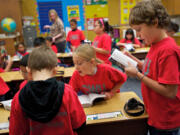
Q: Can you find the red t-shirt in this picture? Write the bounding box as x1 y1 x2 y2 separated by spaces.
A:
92 33 112 65
9 84 86 135
69 64 127 94
119 38 141 47
142 37 180 129
51 45 58 53
19 80 28 91
66 29 85 47
16 51 29 57
0 68 4 73
0 77 9 95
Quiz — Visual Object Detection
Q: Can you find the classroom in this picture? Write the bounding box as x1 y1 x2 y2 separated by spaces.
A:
0 0 180 135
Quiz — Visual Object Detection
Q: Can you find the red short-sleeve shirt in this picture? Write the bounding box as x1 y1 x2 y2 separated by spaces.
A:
66 29 85 47
69 64 127 94
141 37 180 129
92 33 112 65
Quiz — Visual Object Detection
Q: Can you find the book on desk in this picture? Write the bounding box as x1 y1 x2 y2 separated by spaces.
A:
78 93 106 108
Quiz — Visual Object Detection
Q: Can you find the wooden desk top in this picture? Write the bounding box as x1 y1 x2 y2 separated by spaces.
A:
63 67 75 78
0 71 24 82
84 91 148 125
0 67 75 82
0 107 9 134
131 47 150 54
11 53 73 63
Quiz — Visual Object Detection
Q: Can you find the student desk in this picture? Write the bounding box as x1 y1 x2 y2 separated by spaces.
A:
0 91 148 135
57 53 73 66
131 47 150 60
0 71 23 83
78 92 148 135
0 107 9 135
56 67 75 83
10 53 73 69
0 67 75 91
0 67 69 82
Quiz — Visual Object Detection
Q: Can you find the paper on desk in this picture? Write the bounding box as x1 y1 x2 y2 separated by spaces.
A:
86 111 124 120
0 99 12 111
0 122 9 130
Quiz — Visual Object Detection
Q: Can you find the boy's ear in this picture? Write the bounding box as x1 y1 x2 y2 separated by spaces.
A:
26 67 31 73
26 67 33 80
52 67 58 76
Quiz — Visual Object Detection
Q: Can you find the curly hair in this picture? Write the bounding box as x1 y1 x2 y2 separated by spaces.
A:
129 0 170 29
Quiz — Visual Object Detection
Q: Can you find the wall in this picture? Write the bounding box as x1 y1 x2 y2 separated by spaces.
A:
0 0 22 34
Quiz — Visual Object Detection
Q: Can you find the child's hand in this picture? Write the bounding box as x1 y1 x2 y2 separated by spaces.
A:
104 92 114 100
124 62 138 77
52 37 56 42
44 25 50 29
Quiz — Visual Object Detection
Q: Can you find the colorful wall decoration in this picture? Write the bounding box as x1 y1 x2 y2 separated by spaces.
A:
36 0 84 35
120 0 136 24
85 3 108 30
85 0 107 5
67 5 80 21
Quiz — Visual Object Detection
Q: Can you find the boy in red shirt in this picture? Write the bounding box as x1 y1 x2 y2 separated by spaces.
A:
125 1 180 134
9 46 86 135
66 19 85 52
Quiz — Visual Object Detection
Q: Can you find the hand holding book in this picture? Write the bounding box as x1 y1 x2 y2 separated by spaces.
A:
109 49 138 68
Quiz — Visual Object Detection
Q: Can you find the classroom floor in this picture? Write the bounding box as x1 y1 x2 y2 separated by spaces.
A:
121 77 142 99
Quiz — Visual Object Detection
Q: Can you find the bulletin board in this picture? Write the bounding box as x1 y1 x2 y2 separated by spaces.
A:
85 0 107 5
36 1 63 33
36 0 85 35
85 4 108 30
67 5 80 21
64 0 85 34
120 0 136 24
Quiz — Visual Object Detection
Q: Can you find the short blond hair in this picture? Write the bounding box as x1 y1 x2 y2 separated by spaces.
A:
48 9 59 22
74 44 102 63
28 45 57 71
129 0 170 28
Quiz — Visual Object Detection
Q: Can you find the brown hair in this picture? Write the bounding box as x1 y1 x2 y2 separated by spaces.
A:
28 45 57 71
73 44 102 63
129 0 170 28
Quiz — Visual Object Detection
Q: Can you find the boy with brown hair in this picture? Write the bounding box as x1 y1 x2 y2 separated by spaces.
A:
9 45 86 135
124 1 180 135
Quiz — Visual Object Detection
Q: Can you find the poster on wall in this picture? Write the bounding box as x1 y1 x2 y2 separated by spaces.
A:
120 0 136 24
86 18 108 30
87 18 94 30
67 5 80 21
85 0 107 5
